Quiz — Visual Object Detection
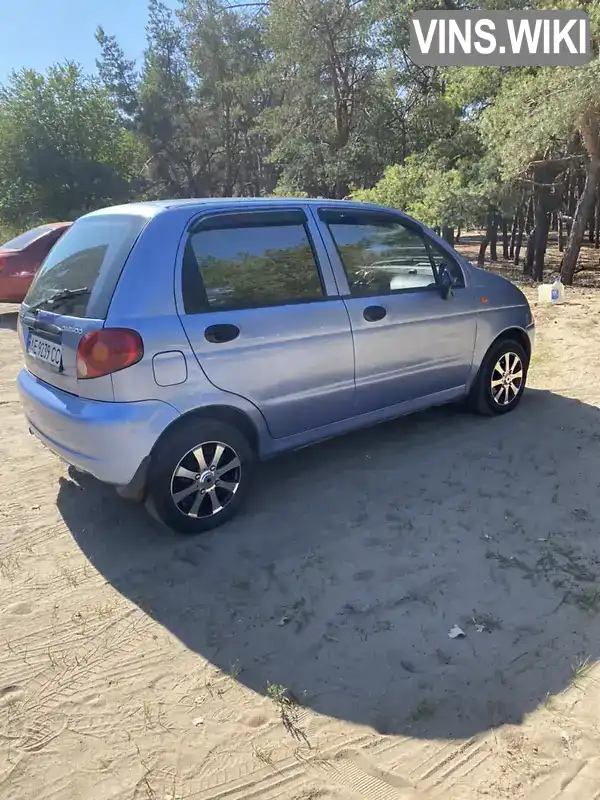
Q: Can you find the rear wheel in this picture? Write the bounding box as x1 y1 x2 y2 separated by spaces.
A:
147 418 254 534
468 339 528 416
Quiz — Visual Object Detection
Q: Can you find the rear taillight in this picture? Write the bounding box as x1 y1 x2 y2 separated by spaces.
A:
76 328 143 379
0 256 5 273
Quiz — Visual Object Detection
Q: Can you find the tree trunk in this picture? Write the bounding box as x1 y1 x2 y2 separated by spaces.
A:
568 178 576 217
525 195 534 233
561 117 600 283
589 206 596 243
490 223 498 261
478 210 500 265
595 191 600 249
524 230 535 275
514 223 524 266
477 237 488 265
558 215 565 251
509 210 520 259
456 227 461 244
532 197 550 282
561 158 600 283
443 226 455 246
524 194 540 276
502 220 509 259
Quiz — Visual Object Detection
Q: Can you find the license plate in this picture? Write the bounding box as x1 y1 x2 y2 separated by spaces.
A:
27 332 62 370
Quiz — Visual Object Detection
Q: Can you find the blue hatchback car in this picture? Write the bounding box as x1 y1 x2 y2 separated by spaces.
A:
17 199 534 533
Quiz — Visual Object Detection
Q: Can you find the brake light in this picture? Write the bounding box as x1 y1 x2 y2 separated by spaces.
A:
0 256 5 273
76 328 143 379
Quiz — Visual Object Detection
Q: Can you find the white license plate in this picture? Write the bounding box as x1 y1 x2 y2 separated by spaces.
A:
27 333 62 370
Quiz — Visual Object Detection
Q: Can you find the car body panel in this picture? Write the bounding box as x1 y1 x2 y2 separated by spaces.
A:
311 205 478 413
173 205 355 439
0 223 71 303
16 198 534 491
179 301 356 439
467 266 533 384
342 289 477 412
21 309 114 401
17 367 179 485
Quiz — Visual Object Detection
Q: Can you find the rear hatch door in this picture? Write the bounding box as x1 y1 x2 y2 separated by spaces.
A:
19 213 148 400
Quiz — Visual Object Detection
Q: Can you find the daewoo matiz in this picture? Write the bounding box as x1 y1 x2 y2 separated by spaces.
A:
17 199 534 533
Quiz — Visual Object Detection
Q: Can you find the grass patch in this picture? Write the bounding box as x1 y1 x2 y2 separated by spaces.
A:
267 682 307 743
570 655 592 689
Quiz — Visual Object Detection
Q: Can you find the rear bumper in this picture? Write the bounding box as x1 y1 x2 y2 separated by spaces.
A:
17 368 179 486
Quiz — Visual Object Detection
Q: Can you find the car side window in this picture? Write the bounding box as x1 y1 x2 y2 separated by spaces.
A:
182 214 324 313
321 210 438 297
426 239 465 288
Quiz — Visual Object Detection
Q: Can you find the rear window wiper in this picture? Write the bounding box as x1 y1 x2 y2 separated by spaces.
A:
27 287 90 314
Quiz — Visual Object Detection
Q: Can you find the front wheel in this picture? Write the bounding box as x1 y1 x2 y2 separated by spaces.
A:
146 418 255 534
468 339 529 416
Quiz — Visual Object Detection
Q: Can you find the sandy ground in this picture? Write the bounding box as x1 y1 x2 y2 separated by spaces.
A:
3 287 600 800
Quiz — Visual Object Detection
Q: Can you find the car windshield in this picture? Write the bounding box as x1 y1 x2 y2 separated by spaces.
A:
24 215 148 319
1 224 57 251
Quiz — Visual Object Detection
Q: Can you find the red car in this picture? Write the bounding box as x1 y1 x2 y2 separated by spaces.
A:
0 222 72 304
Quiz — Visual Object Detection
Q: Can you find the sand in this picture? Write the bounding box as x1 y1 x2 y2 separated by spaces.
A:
2 287 600 799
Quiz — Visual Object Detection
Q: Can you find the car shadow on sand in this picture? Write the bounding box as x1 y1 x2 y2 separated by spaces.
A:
58 388 600 740
0 309 18 330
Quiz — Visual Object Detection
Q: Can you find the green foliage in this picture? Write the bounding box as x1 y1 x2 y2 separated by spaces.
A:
0 219 21 245
271 183 310 199
352 154 484 230
0 0 599 286
0 63 146 226
481 3 600 180
262 0 402 197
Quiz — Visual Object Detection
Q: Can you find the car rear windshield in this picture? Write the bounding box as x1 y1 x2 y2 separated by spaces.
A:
24 214 147 319
2 224 57 251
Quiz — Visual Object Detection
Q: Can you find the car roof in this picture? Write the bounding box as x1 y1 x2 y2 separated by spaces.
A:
84 196 400 219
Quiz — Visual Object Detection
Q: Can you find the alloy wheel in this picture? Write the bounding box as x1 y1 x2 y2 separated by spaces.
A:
170 441 241 519
490 351 523 407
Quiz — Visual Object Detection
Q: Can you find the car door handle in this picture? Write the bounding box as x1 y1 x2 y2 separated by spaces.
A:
363 305 387 322
204 324 240 344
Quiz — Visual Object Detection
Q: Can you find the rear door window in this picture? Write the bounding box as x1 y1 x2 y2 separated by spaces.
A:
24 215 147 319
182 211 325 313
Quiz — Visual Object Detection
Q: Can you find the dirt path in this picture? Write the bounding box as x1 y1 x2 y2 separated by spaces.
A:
2 290 600 799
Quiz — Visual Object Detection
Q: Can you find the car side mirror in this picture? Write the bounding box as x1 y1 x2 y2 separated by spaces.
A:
439 267 453 300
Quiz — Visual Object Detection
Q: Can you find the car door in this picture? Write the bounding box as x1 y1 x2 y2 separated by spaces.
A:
314 206 477 415
177 207 356 439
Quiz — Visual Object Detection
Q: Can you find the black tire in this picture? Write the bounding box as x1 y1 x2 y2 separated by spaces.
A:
468 339 529 416
146 418 255 534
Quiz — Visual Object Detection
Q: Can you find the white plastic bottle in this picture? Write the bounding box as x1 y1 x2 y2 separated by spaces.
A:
538 276 565 304
550 276 565 304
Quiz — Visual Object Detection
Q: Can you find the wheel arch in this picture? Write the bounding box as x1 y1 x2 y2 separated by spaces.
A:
118 405 262 503
488 326 532 361
466 326 530 415
468 325 531 395
153 404 260 456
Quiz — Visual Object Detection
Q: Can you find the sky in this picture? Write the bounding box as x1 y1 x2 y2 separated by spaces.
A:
0 0 177 84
